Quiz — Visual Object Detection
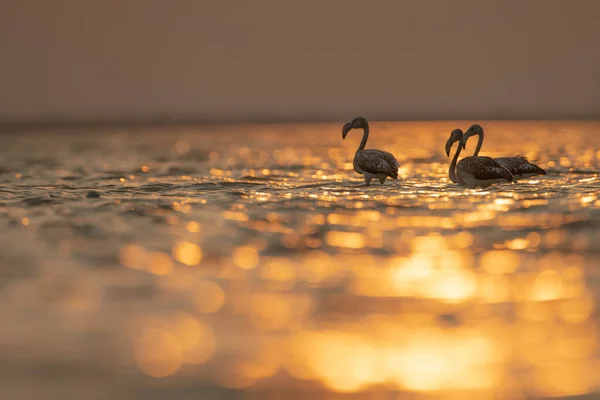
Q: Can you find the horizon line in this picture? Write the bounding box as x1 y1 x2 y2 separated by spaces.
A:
1 114 599 132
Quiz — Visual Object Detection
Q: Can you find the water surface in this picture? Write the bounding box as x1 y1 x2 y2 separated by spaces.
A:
1 121 599 399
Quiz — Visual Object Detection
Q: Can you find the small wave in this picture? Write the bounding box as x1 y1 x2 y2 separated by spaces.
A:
137 183 179 192
20 196 58 206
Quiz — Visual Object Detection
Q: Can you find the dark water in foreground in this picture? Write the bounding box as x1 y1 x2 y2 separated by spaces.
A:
1 121 600 399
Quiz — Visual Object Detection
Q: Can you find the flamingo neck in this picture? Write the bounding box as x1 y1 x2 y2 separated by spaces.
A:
449 137 463 184
357 125 369 151
473 130 484 156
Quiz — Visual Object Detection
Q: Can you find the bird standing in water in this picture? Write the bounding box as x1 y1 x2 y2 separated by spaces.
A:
446 128 513 189
342 117 400 186
463 124 546 180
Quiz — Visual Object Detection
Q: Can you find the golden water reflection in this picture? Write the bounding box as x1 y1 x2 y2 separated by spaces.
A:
113 122 600 397
118 229 598 397
2 121 600 398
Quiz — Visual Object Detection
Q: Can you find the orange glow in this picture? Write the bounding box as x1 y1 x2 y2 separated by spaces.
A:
250 293 291 331
302 251 340 286
390 256 434 291
424 268 477 303
223 211 249 222
493 198 515 211
481 250 520 274
186 221 201 232
260 258 297 290
519 300 554 322
561 266 587 297
531 270 563 301
237 346 282 379
325 231 366 249
134 329 182 377
171 313 216 365
478 275 511 303
411 235 447 253
453 231 474 249
527 231 542 247
545 230 565 247
531 361 599 397
288 326 503 393
305 331 378 393
172 241 202 266
386 333 500 391
285 331 319 380
381 235 476 302
232 246 260 270
580 195 595 204
506 237 528 250
148 252 174 276
193 280 225 313
119 244 148 270
559 294 595 323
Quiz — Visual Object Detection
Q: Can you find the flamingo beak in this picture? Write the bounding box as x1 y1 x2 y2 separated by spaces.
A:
342 122 352 139
445 138 452 157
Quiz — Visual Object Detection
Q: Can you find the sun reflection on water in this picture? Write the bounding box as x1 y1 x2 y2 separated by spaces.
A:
3 121 600 398
114 123 600 396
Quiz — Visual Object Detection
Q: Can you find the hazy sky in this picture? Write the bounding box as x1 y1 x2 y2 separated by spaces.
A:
0 0 599 123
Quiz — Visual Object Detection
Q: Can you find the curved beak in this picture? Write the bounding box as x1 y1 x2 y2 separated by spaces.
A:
342 122 352 139
445 138 453 157
462 131 469 149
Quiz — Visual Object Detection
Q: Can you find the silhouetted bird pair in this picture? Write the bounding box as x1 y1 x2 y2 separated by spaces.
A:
342 117 545 189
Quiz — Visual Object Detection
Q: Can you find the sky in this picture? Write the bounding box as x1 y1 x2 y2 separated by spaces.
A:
0 0 599 123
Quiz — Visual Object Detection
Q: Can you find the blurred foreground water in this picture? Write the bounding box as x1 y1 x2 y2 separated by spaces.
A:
1 121 600 399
